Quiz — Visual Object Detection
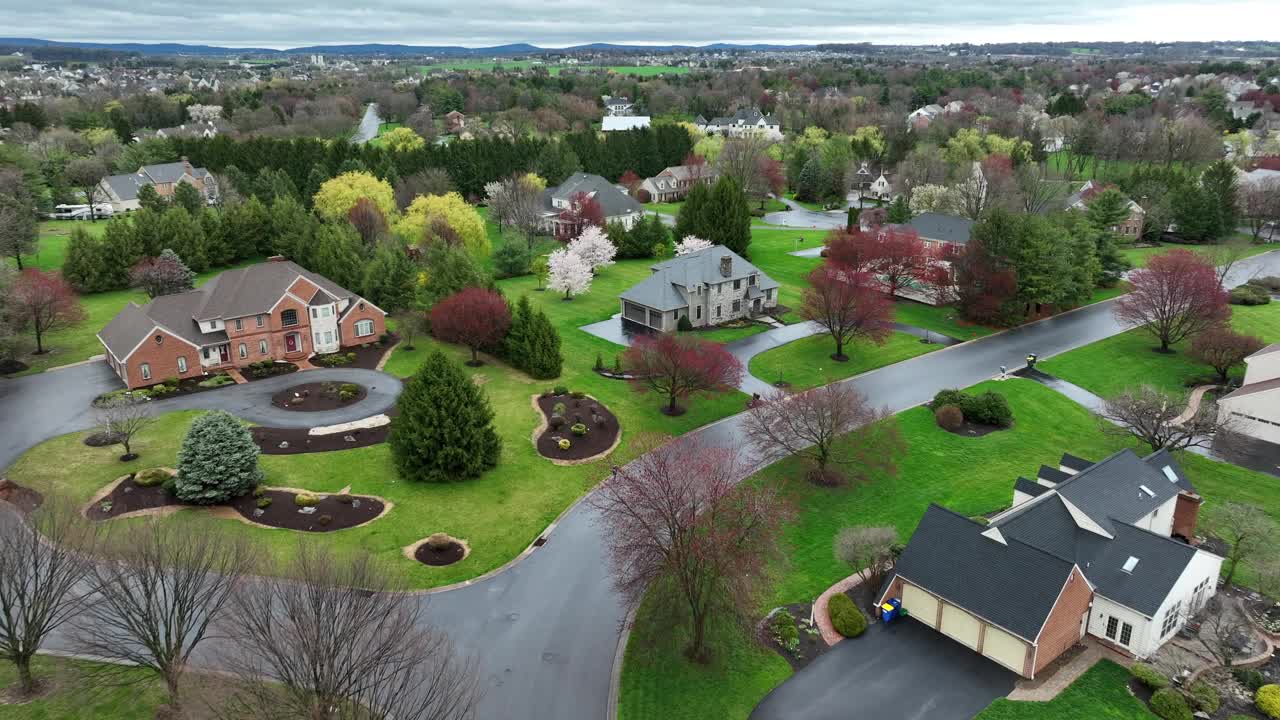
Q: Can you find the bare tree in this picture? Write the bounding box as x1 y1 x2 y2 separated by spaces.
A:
1185 596 1256 668
393 309 430 351
1241 178 1280 243
1098 385 1237 454
1201 235 1258 286
218 544 479 720
95 396 156 461
833 526 898 589
64 157 109 222
1205 501 1279 587
75 521 253 714
743 384 904 486
0 499 97 696
1014 163 1065 215
484 174 545 243
590 434 792 662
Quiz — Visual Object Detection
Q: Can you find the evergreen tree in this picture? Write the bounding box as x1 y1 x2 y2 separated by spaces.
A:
704 177 752 257
62 227 110 292
174 410 262 504
534 141 580 186
156 207 208 272
503 294 533 363
310 223 367 290
886 196 912 223
492 238 532 278
200 208 232 268
269 195 317 260
1200 159 1239 239
389 350 502 483
523 307 563 380
796 156 827 204
136 184 167 211
674 181 710 242
617 214 666 259
173 181 204 214
420 242 492 308
361 244 416 312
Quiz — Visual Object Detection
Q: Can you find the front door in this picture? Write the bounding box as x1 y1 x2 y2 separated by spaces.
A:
285 333 298 353
218 344 229 363
753 298 762 314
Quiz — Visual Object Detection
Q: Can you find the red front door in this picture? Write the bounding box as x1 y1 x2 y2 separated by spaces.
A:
218 345 229 363
285 333 298 353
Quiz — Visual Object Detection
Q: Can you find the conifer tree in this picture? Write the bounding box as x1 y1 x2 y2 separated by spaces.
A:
174 410 262 505
503 294 533 363
523 307 563 380
705 177 752 257
390 350 502 483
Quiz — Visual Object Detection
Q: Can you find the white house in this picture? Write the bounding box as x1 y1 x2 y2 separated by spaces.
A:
696 107 782 141
1217 343 1280 445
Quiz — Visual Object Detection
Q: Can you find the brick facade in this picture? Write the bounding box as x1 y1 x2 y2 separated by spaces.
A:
108 327 202 388
1033 566 1093 675
1172 493 1202 540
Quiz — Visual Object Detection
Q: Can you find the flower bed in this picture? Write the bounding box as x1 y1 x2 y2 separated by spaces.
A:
406 532 470 567
230 489 384 532
240 360 299 381
91 372 237 406
531 390 621 462
270 382 367 412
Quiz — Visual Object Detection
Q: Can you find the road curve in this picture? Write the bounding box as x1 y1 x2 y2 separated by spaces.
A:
351 103 382 144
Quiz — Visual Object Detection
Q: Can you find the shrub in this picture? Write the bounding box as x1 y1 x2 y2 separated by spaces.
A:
1188 680 1219 714
148 383 177 396
335 494 354 505
1247 275 1280 291
1235 668 1266 692
570 390 586 399
338 383 361 402
174 410 262 505
769 610 799 651
549 414 566 429
162 475 177 494
252 485 267 497
935 404 964 431
1131 662 1171 690
827 593 867 638
256 496 272 509
133 468 170 488
294 493 321 507
317 514 332 526
1231 284 1272 305
558 438 571 450
1150 688 1192 720
425 532 453 551
594 354 604 370
929 388 968 410
197 374 235 388
553 385 568 395
677 314 693 331
964 391 1013 427
346 352 356 362
1259 685 1280 720
571 423 588 436
553 402 568 416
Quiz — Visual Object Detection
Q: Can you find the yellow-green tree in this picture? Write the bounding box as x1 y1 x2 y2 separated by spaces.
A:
382 126 426 153
850 126 885 161
395 192 490 257
312 172 396 223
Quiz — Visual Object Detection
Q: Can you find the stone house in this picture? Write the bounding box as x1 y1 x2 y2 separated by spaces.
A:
97 258 386 389
618 246 779 333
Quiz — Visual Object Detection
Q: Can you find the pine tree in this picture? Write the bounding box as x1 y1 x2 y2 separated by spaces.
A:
390 350 502 483
523 307 563 380
173 181 204 214
705 177 752 257
361 244 416 312
62 227 110 292
886 196 912 223
503 294 533 364
674 181 709 242
174 410 262 505
137 184 167 211
796 156 827 203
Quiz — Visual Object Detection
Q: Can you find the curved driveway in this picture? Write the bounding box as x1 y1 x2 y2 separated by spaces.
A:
6 249 1279 720
351 103 382 144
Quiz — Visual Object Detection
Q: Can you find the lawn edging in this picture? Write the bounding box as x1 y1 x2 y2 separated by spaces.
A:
814 568 874 647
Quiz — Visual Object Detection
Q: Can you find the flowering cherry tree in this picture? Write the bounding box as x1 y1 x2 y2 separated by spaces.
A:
674 236 713 256
547 248 592 300
567 226 616 272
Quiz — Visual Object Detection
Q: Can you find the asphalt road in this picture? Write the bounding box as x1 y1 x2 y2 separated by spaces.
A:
5 248 1278 720
351 103 382 144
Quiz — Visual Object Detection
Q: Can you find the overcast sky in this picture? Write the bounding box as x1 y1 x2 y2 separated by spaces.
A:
4 0 1276 49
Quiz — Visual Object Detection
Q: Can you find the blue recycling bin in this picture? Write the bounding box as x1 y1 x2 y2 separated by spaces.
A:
880 598 902 624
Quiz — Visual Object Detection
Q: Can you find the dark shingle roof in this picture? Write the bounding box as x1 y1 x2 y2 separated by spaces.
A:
901 213 974 245
1014 477 1051 499
1052 450 1185 535
1059 453 1093 473
543 172 643 219
1037 465 1071 486
620 246 779 310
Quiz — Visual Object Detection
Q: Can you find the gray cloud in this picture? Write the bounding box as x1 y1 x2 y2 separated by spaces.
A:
0 0 1269 49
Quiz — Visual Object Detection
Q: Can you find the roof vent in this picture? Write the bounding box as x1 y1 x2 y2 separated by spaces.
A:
1122 556 1139 573
1161 465 1178 483
1139 485 1155 498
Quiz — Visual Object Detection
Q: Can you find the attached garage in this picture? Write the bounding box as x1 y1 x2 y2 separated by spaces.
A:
941 604 981 650
901 583 939 628
982 624 1030 674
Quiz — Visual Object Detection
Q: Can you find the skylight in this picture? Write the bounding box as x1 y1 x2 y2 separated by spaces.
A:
1162 465 1178 483
1122 556 1140 573
1139 485 1155 498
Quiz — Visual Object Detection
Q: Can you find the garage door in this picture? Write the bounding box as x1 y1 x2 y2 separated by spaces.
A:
941 604 981 649
982 624 1029 674
901 583 939 628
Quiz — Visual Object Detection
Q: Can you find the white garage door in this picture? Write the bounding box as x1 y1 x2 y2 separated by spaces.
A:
902 583 939 628
982 624 1029 674
941 604 981 649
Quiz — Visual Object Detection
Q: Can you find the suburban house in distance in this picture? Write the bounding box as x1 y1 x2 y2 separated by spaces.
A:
618 246 779 333
602 116 651 131
98 158 218 214
98 258 386 389
603 96 635 116
695 107 782 140
1217 343 1280 445
540 172 645 238
1065 180 1146 238
851 162 892 200
878 449 1220 679
639 164 718 203
861 212 973 251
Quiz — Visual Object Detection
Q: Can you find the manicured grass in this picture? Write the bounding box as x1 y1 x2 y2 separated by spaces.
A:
783 192 831 212
748 331 939 391
1120 241 1275 269
619 378 1278 720
367 121 404 148
0 655 170 719
8 220 106 272
976 660 1154 720
1039 302 1280 398
894 300 998 340
679 323 769 344
646 202 683 216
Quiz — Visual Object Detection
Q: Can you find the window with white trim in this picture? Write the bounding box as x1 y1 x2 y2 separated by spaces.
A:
1161 602 1181 637
177 356 187 373
256 314 265 328
234 318 242 331
281 309 298 327
355 319 374 337
323 331 333 344
259 340 268 354
140 363 151 381
1105 616 1118 640
238 343 247 359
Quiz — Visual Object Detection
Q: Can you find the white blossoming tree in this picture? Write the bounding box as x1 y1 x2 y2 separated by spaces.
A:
547 248 593 300
567 226 617 272
674 235 714 256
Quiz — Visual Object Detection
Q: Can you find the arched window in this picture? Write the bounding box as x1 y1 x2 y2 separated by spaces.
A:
281 309 298 327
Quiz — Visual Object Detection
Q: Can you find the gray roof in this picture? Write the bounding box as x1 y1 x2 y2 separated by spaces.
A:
620 246 780 311
1060 453 1093 473
705 107 780 128
543 172 643 219
102 161 212 202
899 213 974 245
1014 477 1051 499
98 303 159 360
892 505 1077 641
1037 465 1071 485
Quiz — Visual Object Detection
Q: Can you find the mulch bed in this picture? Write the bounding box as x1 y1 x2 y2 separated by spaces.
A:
270 382 367 411
939 419 1006 438
414 540 466 566
534 393 621 461
86 475 180 520
83 430 124 447
93 374 238 406
0 358 29 375
0 480 43 514
239 362 299 382
228 490 383 532
253 423 390 454
312 338 395 371
761 601 830 672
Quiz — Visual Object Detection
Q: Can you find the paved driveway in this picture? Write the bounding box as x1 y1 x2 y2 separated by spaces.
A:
751 620 1017 720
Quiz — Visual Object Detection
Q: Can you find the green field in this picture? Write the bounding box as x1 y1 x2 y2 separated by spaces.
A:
619 378 1279 720
366 121 404 148
748 331 940 391
8 220 105 272
0 656 172 720
1120 241 1275 269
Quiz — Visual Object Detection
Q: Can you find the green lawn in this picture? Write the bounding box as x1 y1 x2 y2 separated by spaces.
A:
1120 242 1275 269
679 323 769 344
894 300 998 340
8 220 106 272
367 121 404 148
1039 302 1280 398
748 331 939 391
976 660 1154 720
783 192 832 212
619 378 1279 720
0 656 171 719
646 202 683 216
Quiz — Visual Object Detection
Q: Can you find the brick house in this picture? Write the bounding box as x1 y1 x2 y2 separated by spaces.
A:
98 157 218 214
639 164 718 203
1065 180 1145 239
618 246 779 333
878 449 1220 678
98 258 386 389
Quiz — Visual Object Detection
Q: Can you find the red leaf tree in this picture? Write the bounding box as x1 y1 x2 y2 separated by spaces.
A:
589 434 792 662
622 334 744 415
1190 327 1265 382
556 191 604 240
823 228 878 275
1115 249 1230 352
758 156 786 198
618 170 642 193
953 238 1018 325
429 288 512 366
800 264 893 362
822 225 932 297
347 197 388 246
11 269 86 354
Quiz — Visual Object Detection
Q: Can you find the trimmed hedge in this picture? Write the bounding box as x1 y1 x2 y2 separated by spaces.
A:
1258 685 1280 720
1130 662 1170 690
928 388 1013 427
935 404 963 431
827 593 867 638
1150 688 1192 720
1235 668 1265 692
1188 680 1219 714
133 468 171 488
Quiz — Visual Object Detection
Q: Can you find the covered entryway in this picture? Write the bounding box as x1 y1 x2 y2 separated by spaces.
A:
941 604 981 650
981 624 1029 674
902 583 939 628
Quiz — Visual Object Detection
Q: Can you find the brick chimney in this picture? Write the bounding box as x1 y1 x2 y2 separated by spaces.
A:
719 255 732 278
267 255 287 263
180 155 192 175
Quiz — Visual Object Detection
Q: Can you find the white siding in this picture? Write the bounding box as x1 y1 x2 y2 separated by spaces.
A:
1089 595 1153 656
1144 550 1223 655
1135 497 1177 537
1219 390 1280 445
1243 352 1280 385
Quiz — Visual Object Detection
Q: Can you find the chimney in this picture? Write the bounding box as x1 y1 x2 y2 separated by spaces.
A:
267 255 287 263
719 255 732 278
181 155 192 174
